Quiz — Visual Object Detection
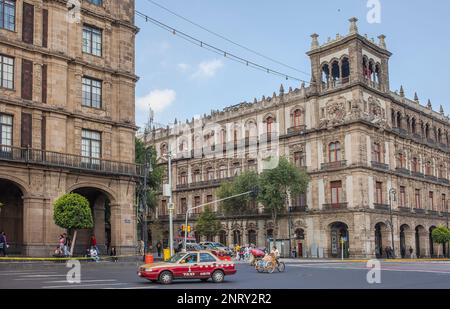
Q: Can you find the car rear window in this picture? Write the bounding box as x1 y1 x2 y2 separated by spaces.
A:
200 253 217 263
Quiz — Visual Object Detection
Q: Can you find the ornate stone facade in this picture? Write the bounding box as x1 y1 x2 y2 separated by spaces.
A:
0 0 139 256
149 18 450 258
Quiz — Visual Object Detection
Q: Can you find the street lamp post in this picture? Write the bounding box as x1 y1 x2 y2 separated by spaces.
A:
389 188 397 259
166 150 174 256
183 190 255 252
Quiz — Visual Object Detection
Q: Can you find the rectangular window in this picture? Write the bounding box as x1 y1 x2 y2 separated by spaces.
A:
373 143 381 163
0 54 14 89
0 0 15 31
429 191 434 211
81 129 101 165
415 189 421 209
41 64 47 103
193 170 201 182
294 151 304 168
22 2 34 44
0 114 13 150
400 186 406 207
206 168 214 181
330 181 342 206
21 59 33 100
194 196 201 214
82 25 102 56
180 198 187 214
375 182 383 204
441 194 446 213
82 77 102 108
42 9 48 48
21 112 32 148
160 200 167 216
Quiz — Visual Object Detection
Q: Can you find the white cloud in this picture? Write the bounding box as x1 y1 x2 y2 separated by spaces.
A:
177 63 190 72
136 89 176 113
191 59 224 80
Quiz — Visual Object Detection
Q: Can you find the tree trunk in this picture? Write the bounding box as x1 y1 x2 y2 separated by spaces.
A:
70 230 77 256
437 244 441 258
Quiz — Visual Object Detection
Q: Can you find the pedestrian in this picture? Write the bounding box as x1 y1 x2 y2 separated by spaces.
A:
63 233 70 256
138 239 144 256
58 234 65 256
110 247 118 262
385 246 390 259
90 246 100 262
409 246 414 259
0 231 7 256
91 235 99 255
156 241 162 258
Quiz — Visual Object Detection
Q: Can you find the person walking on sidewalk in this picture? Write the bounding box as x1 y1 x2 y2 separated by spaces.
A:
91 235 99 256
0 231 7 256
156 241 162 258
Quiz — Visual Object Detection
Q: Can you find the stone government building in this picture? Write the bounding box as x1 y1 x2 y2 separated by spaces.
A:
149 18 450 259
0 0 140 256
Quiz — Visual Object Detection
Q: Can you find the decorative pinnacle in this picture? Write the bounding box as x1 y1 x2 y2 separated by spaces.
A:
399 85 405 97
349 17 359 34
414 92 419 102
311 33 319 50
378 35 387 49
440 105 445 115
427 99 432 109
279 84 285 94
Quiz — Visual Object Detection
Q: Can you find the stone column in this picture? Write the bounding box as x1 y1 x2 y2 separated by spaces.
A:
94 195 106 253
22 196 47 256
110 202 136 255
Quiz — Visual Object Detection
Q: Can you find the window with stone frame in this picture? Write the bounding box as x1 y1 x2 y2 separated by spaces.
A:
193 169 201 183
82 76 102 108
399 186 406 207
415 189 421 209
412 157 419 173
0 113 13 150
232 162 241 176
291 109 303 128
82 25 102 56
441 194 446 213
328 142 341 162
0 0 15 31
81 129 101 165
218 165 228 179
0 54 14 89
438 165 445 179
397 152 406 169
178 171 187 185
425 161 433 176
205 166 214 181
330 181 342 206
247 159 257 171
193 196 201 214
372 142 382 163
292 193 307 207
293 151 305 168
429 191 434 211
180 197 187 214
375 182 383 204
160 200 167 216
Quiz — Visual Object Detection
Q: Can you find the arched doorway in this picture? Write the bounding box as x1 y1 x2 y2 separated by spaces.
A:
429 226 436 257
375 222 391 258
248 230 257 246
329 222 349 258
415 225 427 258
400 224 411 258
0 179 24 255
233 230 241 246
71 187 112 255
295 228 305 258
219 230 227 245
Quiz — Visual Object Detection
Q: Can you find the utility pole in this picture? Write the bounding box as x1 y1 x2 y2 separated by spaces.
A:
167 148 174 256
389 188 397 259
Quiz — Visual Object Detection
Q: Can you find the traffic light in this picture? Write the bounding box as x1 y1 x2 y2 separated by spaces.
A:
182 225 191 232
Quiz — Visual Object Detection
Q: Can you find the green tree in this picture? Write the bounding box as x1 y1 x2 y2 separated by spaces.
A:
53 193 93 255
431 225 450 257
258 157 309 240
217 171 259 217
195 207 222 241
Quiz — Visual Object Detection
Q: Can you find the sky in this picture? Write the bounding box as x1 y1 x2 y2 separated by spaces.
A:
134 0 450 130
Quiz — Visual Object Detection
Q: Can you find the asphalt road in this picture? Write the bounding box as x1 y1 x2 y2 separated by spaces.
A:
1 260 450 289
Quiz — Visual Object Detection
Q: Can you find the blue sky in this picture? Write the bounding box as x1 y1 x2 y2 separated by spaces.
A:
135 0 450 129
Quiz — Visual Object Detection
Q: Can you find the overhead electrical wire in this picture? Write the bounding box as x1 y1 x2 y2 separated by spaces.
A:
143 0 311 77
135 10 311 84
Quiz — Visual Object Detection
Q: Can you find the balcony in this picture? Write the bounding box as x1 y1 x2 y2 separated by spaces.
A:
323 203 348 210
411 171 424 178
0 145 143 176
321 160 347 170
425 175 438 182
398 206 412 213
428 210 439 217
395 167 410 176
176 177 234 191
414 208 426 214
287 125 307 136
392 127 408 137
438 178 450 185
374 203 390 211
289 206 308 213
371 161 389 171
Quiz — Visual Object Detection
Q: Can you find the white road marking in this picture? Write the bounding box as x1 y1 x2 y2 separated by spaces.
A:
43 279 117 284
20 274 68 278
42 283 127 289
107 286 158 289
290 264 450 275
0 271 57 276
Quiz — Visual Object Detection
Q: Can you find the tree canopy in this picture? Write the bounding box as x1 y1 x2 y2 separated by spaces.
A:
432 225 450 245
53 193 93 230
195 207 222 240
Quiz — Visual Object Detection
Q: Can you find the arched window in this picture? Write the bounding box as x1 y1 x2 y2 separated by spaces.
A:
193 169 201 182
396 112 402 129
329 142 341 162
292 109 302 128
375 63 381 86
425 161 432 176
266 116 274 134
160 143 167 156
331 61 340 85
363 57 370 80
341 57 350 83
322 64 330 88
411 118 417 134
412 157 419 173
373 142 381 163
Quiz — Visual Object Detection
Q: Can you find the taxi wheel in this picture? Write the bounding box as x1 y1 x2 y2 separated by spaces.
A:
159 271 173 285
211 270 225 283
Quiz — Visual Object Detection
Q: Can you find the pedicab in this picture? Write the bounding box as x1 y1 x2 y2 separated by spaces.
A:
249 248 265 266
255 253 277 273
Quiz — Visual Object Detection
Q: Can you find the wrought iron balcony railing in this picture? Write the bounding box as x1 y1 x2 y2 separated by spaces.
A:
398 206 412 213
0 145 143 176
414 208 426 214
323 203 348 210
289 206 308 213
321 160 347 170
438 178 450 185
371 161 389 171
374 203 390 211
287 125 307 135
395 167 410 176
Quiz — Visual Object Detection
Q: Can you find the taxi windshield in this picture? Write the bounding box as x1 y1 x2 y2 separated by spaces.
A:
166 253 187 263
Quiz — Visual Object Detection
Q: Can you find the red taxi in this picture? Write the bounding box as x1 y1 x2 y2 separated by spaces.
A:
138 250 237 284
